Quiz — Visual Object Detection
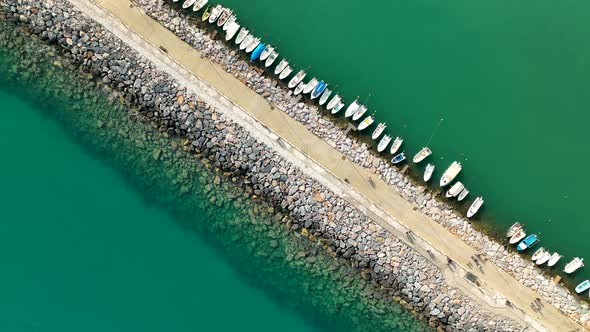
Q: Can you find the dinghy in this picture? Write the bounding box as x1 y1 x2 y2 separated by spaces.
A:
564 258 584 274
331 101 344 114
371 123 386 140
201 5 212 21
467 196 484 218
311 81 327 99
222 15 236 31
319 89 332 106
506 223 522 238
274 59 288 75
531 247 546 261
208 5 223 23
239 34 254 51
424 164 435 182
225 22 240 41
413 147 432 163
457 188 469 201
217 8 233 27
235 28 249 45
377 135 392 152
391 152 406 164
303 78 319 94
193 0 208 11
293 81 305 95
440 161 462 187
357 116 374 131
260 45 274 61
446 182 464 198
344 100 360 118
265 51 279 67
575 280 590 294
250 43 265 61
246 38 261 53
517 234 539 251
183 0 197 9
326 94 341 110
536 252 551 265
279 66 293 80
390 137 403 155
352 105 368 121
547 253 562 267
509 229 526 245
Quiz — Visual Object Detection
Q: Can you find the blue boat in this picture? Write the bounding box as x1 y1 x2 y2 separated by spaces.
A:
310 81 327 100
575 280 590 294
517 234 539 251
250 43 266 61
391 152 406 164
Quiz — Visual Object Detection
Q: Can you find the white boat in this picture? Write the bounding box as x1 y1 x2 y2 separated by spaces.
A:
412 147 432 163
575 280 590 294
391 152 406 164
217 9 233 27
279 66 293 80
377 135 392 152
265 51 279 67
531 247 546 261
239 34 254 51
326 94 341 111
457 188 469 201
467 196 484 218
245 38 261 53
274 59 288 75
225 22 240 41
344 100 360 118
222 15 236 31
564 258 584 274
331 101 344 114
208 5 223 23
260 45 274 61
536 252 551 265
193 0 208 11
352 105 368 121
389 137 403 154
446 182 464 198
302 78 319 94
358 116 374 131
288 70 306 89
424 164 435 182
440 161 462 187
509 229 526 244
371 123 386 140
506 222 522 238
235 28 249 45
183 0 197 9
547 253 562 267
293 81 305 95
319 89 332 106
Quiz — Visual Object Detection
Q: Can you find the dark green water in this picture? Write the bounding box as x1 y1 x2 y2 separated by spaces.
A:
214 0 590 282
0 22 430 331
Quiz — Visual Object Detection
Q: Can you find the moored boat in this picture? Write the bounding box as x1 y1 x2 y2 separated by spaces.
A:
260 45 274 61
193 0 208 11
440 161 462 187
391 152 406 164
235 27 249 44
217 8 233 27
303 78 319 95
344 100 360 118
457 188 469 201
208 5 223 23
509 229 526 245
531 247 546 261
319 89 332 106
250 43 266 61
412 147 432 163
352 105 368 121
547 253 562 267
331 101 344 114
358 116 374 131
326 94 341 110
225 22 240 41
467 196 484 218
564 258 584 274
311 81 327 99
389 137 403 155
279 66 293 80
201 5 212 21
274 59 288 75
517 234 539 251
294 81 305 95
183 0 197 9
239 34 254 51
371 123 386 140
245 38 261 53
576 280 590 294
536 252 551 265
377 135 392 152
222 15 236 31
424 164 435 182
446 182 464 198
506 222 522 238
265 51 279 67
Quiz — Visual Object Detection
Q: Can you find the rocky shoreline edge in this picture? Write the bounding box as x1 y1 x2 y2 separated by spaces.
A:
0 0 581 330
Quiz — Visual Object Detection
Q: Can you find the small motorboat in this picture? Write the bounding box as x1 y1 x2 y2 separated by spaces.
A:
302 78 319 94
536 252 551 265
265 51 279 67
576 280 590 294
246 38 261 53
274 59 288 75
279 66 293 80
183 0 197 9
467 196 484 218
217 8 233 27
457 188 469 201
331 101 344 114
564 258 584 274
377 135 392 152
371 123 386 140
239 34 254 51
319 89 332 106
352 105 368 121
201 5 212 21
531 247 546 261
250 43 265 61
222 15 236 31
225 22 240 41
389 137 403 155
547 253 562 267
413 147 432 163
391 152 406 164
446 182 464 198
517 234 539 251
326 94 341 110
440 161 462 187
208 5 223 23
293 81 305 95
260 45 274 61
357 116 374 131
506 222 522 238
193 0 208 11
344 100 360 118
235 27 249 45
311 81 327 99
424 164 435 182
509 229 526 245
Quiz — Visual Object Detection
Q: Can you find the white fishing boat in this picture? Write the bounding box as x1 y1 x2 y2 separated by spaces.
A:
331 101 344 114
225 22 240 41
446 182 464 198
193 0 208 11
222 15 236 31
358 116 374 131
547 253 562 267
183 0 197 9
217 8 233 27
440 161 462 187
531 247 546 261
424 164 435 182
344 100 360 118
352 105 368 121
412 147 432 163
389 137 403 155
265 51 279 67
377 135 392 152
260 45 274 61
274 59 288 75
245 38 261 53
239 34 254 51
467 196 484 218
235 28 249 45
509 229 526 245
293 81 305 95
288 70 306 89
564 258 584 274
326 94 341 111
457 188 469 201
279 66 293 80
536 252 551 265
506 222 522 238
319 89 332 106
302 78 319 94
371 123 386 140
208 5 223 23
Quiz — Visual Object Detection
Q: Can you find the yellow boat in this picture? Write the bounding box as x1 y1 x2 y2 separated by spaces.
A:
201 5 212 21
